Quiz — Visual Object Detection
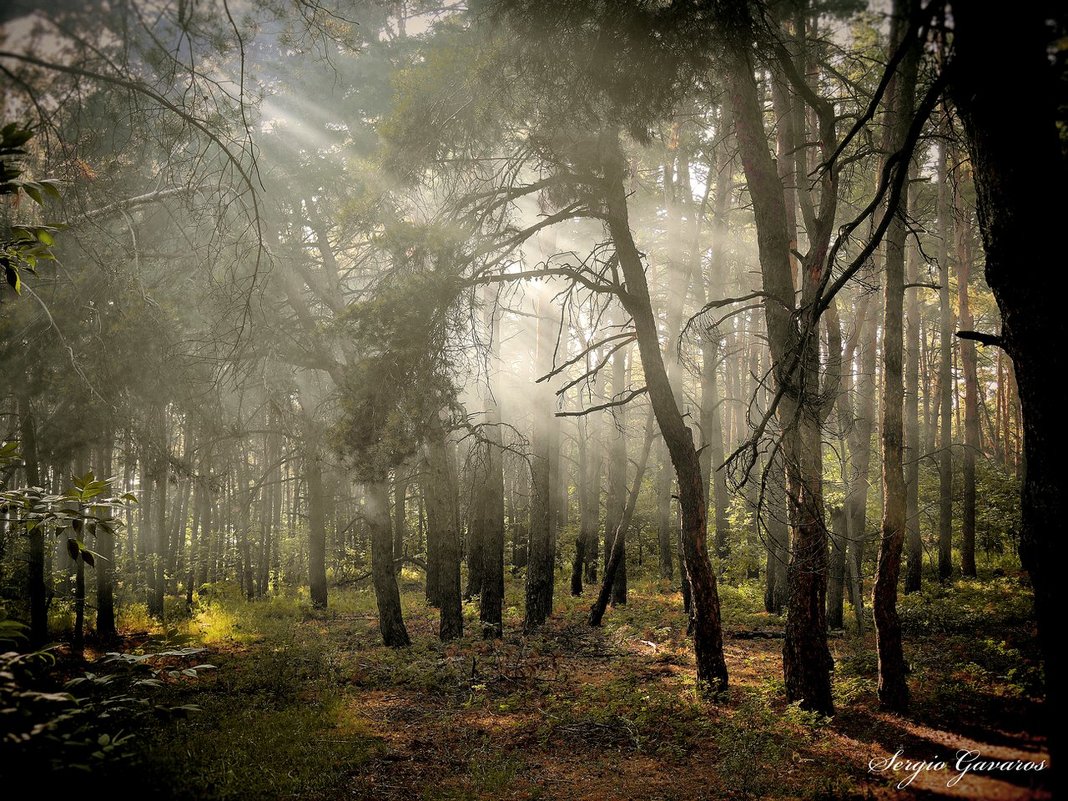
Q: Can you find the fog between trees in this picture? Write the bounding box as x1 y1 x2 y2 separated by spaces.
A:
0 1 1062 796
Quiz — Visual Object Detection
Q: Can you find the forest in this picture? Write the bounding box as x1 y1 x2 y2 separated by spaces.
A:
0 0 1061 798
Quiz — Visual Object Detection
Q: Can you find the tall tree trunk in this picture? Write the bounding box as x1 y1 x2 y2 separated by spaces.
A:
367 480 409 647
904 178 923 593
424 471 443 607
954 169 979 579
937 142 955 583
847 300 876 633
393 471 407 574
589 409 655 626
306 446 328 609
603 323 629 606
464 446 487 601
721 28 837 713
147 411 169 618
600 135 728 693
948 4 1066 760
701 109 734 566
655 443 675 579
872 0 920 708
479 288 506 637
763 461 790 615
525 291 559 630
19 395 47 647
95 438 117 640
872 0 918 713
572 407 592 595
425 423 463 640
72 552 85 657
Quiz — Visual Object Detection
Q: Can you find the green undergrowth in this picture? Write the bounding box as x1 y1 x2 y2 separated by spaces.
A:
45 570 1040 800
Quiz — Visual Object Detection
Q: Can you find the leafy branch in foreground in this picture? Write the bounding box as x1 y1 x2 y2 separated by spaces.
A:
0 123 63 295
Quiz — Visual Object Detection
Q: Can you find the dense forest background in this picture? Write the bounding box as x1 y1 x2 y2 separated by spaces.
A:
0 1 1061 798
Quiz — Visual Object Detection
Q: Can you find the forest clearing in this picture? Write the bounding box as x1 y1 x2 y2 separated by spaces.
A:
0 0 1062 798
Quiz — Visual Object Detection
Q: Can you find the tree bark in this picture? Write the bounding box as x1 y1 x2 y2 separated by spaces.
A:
479 289 506 637
147 411 169 618
948 3 1067 760
426 422 463 640
872 0 918 713
937 142 955 583
367 479 410 647
525 291 559 631
589 409 655 626
954 169 979 579
601 135 728 693
393 472 407 574
722 25 835 712
904 178 923 593
95 438 117 640
603 310 629 604
19 395 47 647
306 446 329 608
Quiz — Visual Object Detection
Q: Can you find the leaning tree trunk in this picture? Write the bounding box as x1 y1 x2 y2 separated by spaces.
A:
367 480 410 647
948 4 1067 761
601 135 728 693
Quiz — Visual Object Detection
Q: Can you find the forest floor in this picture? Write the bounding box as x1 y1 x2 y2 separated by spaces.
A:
83 571 1048 800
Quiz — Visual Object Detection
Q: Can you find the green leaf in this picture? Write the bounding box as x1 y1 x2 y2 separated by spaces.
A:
6 264 21 294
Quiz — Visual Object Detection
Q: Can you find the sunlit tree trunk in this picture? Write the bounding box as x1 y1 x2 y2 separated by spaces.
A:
700 107 733 567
